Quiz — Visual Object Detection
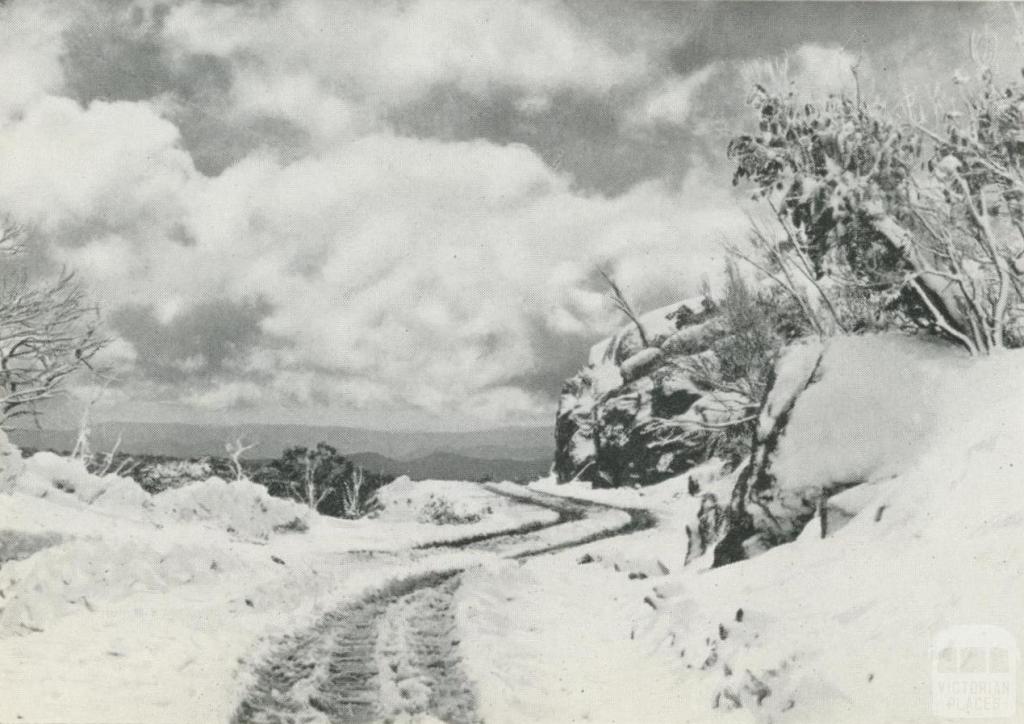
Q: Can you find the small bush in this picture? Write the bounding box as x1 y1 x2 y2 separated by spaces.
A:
271 516 309 534
416 495 488 525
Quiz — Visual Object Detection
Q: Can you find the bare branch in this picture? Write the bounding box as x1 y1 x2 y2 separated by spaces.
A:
598 269 650 348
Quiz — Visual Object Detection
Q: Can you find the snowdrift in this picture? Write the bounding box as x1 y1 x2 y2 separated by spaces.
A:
5 451 313 540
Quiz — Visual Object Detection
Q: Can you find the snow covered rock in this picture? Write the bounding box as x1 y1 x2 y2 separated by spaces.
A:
619 347 664 383
587 298 713 366
700 333 970 567
555 296 727 487
705 339 826 564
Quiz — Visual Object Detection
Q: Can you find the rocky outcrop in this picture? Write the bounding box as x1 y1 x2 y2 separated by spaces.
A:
560 307 968 567
555 296 725 488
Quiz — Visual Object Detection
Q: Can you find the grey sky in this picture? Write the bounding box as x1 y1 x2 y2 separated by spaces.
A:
0 0 1017 430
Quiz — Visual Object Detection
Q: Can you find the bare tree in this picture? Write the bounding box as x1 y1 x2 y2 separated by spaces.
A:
69 379 135 477
290 448 333 512
339 466 377 518
225 437 257 481
0 263 107 423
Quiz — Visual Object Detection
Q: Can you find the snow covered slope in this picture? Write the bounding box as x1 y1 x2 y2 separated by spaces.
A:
458 335 1024 722
638 340 1024 722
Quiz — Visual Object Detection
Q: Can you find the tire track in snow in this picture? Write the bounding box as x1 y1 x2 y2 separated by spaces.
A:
375 575 480 724
233 571 467 724
233 487 653 723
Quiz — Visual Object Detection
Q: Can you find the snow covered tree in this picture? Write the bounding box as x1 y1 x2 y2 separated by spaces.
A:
0 223 107 423
728 57 1024 354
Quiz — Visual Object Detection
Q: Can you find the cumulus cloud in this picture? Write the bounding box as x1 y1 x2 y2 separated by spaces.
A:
0 96 194 236
32 122 739 422
162 0 648 144
0 0 74 117
0 0 747 427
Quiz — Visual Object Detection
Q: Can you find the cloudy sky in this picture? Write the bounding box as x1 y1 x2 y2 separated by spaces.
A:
0 0 1017 431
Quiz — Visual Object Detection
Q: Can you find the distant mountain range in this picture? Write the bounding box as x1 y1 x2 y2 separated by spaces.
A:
7 421 554 481
348 451 551 482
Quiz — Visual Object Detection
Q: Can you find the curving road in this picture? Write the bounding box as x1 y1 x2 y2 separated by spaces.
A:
232 486 655 724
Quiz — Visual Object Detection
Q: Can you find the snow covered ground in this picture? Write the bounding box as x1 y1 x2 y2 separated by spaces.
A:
0 456 555 723
4 334 1024 723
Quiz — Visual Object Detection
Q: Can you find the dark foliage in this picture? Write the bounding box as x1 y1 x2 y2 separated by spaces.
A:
252 442 392 519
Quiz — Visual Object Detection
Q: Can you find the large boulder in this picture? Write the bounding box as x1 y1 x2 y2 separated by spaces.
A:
555 295 725 487
693 333 966 567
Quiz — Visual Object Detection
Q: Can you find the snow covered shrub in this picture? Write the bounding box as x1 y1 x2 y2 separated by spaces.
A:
729 58 1024 354
134 458 215 493
416 494 488 525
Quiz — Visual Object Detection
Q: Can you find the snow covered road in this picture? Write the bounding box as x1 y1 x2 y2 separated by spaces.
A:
231 484 657 723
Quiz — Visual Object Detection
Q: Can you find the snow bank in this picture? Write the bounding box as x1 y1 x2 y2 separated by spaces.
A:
0 535 238 636
152 477 310 541
372 477 560 547
12 452 150 509
6 452 312 540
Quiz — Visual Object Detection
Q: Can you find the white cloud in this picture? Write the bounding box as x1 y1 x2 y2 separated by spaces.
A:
16 119 740 421
0 0 746 425
162 0 648 139
0 97 194 235
184 380 265 411
0 0 75 118
628 65 719 128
